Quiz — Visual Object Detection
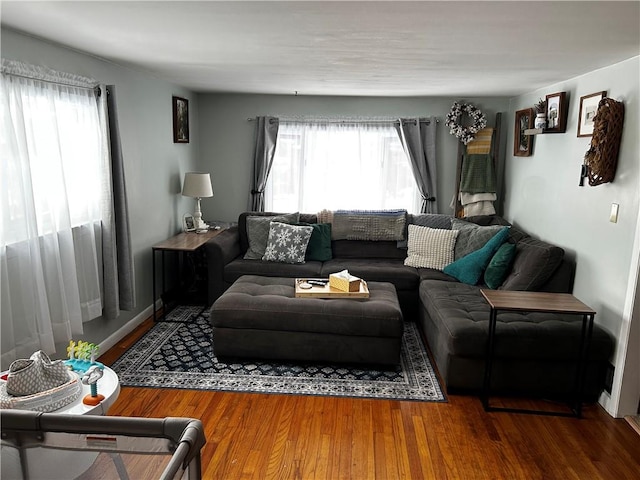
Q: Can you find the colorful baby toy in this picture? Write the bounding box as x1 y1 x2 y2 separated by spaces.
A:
81 365 105 406
65 340 104 374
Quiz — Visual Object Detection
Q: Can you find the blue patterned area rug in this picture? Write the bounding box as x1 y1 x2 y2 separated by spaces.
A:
111 306 446 402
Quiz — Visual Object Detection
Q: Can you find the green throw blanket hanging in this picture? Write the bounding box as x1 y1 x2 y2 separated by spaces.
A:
460 153 497 194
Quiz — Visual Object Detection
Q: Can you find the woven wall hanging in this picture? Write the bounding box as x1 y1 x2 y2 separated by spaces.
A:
582 97 625 186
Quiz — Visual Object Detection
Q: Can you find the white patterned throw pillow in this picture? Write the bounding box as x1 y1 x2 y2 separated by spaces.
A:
404 224 459 270
262 222 313 264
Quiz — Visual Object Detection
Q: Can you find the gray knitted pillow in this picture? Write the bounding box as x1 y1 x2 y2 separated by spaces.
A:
244 213 300 259
451 219 504 260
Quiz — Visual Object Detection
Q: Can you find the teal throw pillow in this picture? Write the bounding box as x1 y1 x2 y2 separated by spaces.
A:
484 242 517 289
443 227 510 285
296 222 332 262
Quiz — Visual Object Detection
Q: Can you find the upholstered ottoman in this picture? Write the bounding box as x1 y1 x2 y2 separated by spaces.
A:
210 275 404 365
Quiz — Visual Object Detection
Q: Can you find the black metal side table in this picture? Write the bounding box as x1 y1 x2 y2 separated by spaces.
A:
152 229 223 321
480 289 595 418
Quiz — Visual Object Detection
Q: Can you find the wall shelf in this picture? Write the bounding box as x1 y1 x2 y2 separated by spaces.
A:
524 128 544 136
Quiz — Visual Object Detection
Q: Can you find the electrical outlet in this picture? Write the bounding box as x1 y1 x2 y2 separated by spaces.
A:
610 203 619 223
604 363 615 394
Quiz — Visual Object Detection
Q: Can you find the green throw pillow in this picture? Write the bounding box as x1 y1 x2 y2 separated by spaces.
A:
484 242 517 289
443 227 509 285
296 222 332 261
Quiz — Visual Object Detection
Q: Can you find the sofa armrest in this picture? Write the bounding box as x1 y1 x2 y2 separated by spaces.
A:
206 226 241 304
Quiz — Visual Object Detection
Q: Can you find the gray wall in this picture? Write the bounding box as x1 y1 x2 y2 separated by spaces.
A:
196 94 510 221
504 56 640 415
1 29 199 353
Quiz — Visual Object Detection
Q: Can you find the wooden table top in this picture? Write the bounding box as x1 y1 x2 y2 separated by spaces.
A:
152 229 222 252
480 289 595 315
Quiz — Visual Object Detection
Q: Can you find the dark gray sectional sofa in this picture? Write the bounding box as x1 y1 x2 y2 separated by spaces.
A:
206 211 614 400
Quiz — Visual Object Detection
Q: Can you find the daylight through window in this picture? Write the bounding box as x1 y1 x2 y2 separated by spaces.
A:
265 121 420 213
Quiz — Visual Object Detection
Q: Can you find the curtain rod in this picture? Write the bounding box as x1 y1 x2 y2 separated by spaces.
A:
3 71 100 93
247 117 438 124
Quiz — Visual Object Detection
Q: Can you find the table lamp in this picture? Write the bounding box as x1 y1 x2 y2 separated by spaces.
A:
182 172 214 231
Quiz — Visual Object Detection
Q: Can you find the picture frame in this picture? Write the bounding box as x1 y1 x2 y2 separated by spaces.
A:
172 96 189 143
183 213 196 232
544 92 568 133
577 91 606 137
513 108 534 157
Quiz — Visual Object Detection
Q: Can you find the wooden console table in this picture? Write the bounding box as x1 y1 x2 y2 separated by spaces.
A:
480 289 595 418
152 229 223 321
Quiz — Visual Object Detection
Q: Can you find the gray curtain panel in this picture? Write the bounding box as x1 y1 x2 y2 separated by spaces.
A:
249 116 279 211
101 85 135 319
396 117 438 213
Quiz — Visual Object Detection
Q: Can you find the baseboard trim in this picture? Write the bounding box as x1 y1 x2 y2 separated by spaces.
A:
624 415 640 437
97 301 160 356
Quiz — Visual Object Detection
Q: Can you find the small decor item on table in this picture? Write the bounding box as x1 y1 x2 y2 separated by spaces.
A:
183 213 196 232
329 269 361 292
533 98 547 129
81 365 105 406
445 101 488 145
65 340 104 374
544 92 568 133
577 91 607 137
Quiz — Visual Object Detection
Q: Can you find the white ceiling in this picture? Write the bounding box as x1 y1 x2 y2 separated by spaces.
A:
2 1 639 97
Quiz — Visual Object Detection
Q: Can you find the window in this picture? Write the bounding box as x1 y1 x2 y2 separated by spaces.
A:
1 60 107 367
265 121 420 213
1 79 103 244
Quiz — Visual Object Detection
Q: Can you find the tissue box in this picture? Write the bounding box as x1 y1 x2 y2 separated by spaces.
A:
329 273 361 292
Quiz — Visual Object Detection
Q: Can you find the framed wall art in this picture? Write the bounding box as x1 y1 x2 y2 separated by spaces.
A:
545 92 568 133
514 108 533 157
172 96 189 143
577 91 606 137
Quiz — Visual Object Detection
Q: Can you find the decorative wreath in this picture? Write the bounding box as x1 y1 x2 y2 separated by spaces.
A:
445 101 487 145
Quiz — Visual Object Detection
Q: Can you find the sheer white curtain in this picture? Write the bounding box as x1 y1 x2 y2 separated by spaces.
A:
1 60 106 368
265 121 421 213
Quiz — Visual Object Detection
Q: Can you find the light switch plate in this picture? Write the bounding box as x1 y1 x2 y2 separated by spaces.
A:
610 203 619 223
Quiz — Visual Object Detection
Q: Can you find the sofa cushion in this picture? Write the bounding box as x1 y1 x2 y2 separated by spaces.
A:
484 242 517 289
419 280 613 360
262 222 313 264
296 222 332 262
500 237 564 291
451 219 504 260
443 227 509 285
321 258 420 291
224 258 322 285
243 213 300 259
332 240 406 259
404 225 459 270
418 268 459 282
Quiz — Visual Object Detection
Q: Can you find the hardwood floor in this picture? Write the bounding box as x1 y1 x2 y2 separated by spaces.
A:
100 318 640 480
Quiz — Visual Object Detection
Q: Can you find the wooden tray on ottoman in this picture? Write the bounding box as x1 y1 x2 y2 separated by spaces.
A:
294 278 370 299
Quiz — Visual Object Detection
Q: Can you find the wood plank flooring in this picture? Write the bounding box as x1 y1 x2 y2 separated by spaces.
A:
99 318 640 480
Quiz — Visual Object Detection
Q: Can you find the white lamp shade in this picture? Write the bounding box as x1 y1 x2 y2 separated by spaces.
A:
182 172 213 198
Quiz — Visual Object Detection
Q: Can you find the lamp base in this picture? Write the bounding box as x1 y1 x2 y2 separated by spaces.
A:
193 198 209 231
